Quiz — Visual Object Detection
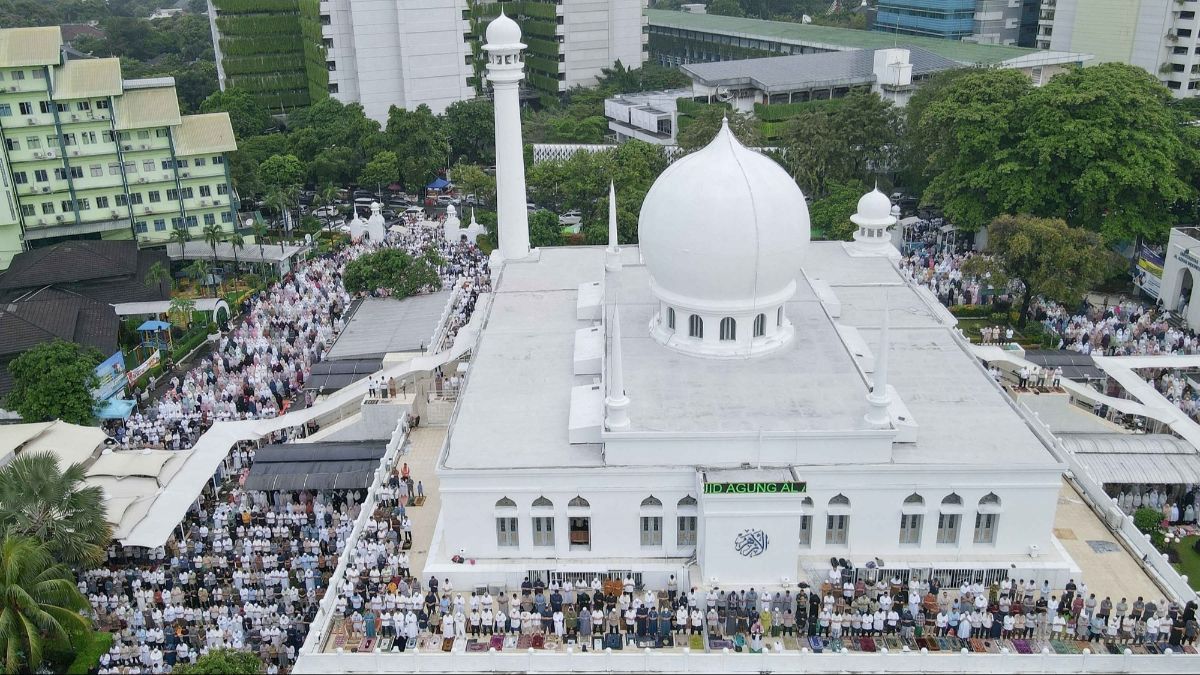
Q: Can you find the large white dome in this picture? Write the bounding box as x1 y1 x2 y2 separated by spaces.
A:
638 120 809 312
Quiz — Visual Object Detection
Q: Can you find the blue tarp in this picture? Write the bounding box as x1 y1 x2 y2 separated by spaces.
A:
137 320 171 332
95 398 136 420
426 177 450 190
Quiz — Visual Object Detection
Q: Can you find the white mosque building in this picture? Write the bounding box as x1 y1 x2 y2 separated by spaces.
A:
422 13 1075 592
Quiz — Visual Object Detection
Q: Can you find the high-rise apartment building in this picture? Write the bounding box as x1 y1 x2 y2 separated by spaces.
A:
1038 0 1200 97
207 0 312 112
0 27 239 270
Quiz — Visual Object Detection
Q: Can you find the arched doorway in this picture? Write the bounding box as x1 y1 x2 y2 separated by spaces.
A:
1180 267 1194 315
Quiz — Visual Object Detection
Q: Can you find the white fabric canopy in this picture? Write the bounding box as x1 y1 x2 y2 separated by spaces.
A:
88 449 181 480
118 295 489 548
0 422 53 466
14 420 105 467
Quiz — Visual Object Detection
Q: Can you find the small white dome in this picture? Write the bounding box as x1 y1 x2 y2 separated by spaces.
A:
485 12 522 46
638 120 809 312
851 188 894 227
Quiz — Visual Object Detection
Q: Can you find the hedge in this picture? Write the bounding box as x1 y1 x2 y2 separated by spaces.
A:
171 324 216 364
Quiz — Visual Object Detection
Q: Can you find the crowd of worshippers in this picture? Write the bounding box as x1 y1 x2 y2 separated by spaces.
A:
87 446 375 674
1110 483 1200 523
85 224 491 673
898 247 1200 360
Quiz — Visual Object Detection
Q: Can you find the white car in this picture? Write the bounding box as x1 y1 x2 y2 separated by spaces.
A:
558 210 582 227
404 206 425 216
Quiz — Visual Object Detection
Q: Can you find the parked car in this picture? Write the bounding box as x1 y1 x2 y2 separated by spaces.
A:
436 195 459 206
526 202 537 212
353 197 375 206
558 210 582 227
404 206 425 216
312 206 339 218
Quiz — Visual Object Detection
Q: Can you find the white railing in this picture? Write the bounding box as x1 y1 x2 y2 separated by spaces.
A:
300 414 410 654
427 285 463 354
293 649 1184 674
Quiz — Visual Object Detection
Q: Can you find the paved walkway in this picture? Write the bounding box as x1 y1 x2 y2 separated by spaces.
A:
398 424 448 585
1053 480 1164 604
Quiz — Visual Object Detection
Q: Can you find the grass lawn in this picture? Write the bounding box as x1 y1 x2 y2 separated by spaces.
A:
956 318 1047 348
1174 536 1200 592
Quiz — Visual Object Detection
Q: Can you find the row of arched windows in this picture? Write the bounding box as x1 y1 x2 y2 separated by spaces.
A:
667 309 781 340
496 495 697 509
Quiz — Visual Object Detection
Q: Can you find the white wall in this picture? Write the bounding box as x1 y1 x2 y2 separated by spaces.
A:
562 0 647 89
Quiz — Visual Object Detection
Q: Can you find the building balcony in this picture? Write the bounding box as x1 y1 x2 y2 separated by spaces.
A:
176 166 226 180
0 81 49 95
8 113 55 128
59 110 112 125
117 140 170 154
183 197 228 212
127 172 177 186
18 182 67 198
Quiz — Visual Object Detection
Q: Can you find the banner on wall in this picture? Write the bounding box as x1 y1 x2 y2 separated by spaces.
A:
92 351 127 401
125 350 160 386
1132 244 1163 300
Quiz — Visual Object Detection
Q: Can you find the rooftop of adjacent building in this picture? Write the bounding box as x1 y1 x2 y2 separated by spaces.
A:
648 9 1085 67
681 46 959 92
441 242 1060 471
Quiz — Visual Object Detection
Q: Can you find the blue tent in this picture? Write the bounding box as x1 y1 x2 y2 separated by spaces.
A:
426 177 451 190
137 320 171 332
95 398 136 420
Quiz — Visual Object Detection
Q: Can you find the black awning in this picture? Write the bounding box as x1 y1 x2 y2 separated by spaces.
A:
304 358 382 392
245 441 386 491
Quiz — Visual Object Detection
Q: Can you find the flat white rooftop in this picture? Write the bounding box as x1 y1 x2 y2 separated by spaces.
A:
443 243 1058 471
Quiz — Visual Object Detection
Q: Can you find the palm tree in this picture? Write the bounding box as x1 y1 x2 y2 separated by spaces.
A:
187 259 210 297
228 231 246 284
169 227 190 258
315 182 340 238
202 223 223 265
143 260 171 293
169 296 196 328
0 452 111 567
0 536 91 673
251 221 270 278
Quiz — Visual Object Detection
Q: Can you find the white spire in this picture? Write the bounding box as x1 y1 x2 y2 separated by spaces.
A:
605 180 621 272
470 207 478 226
865 289 892 429
605 308 630 431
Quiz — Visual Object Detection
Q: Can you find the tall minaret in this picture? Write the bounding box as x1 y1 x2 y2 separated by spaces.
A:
605 308 631 431
484 11 531 260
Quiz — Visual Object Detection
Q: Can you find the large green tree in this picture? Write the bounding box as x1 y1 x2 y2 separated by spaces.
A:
962 215 1120 326
0 452 111 567
343 248 445 299
529 210 563 248
200 88 271 140
1011 63 1198 243
809 180 868 241
781 90 901 198
173 649 263 675
0 536 92 673
385 104 450 191
358 151 399 193
257 154 305 194
444 99 495 165
915 68 1033 231
4 340 101 425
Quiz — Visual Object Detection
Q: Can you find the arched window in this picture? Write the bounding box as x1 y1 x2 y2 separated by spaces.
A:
978 492 1002 512
688 314 703 338
667 307 675 330
799 497 814 548
496 497 516 508
777 307 784 327
719 317 736 341
677 496 697 547
640 496 662 508
495 497 518 547
532 496 553 509
829 494 850 508
826 494 850 546
754 313 766 337
902 493 925 509
677 495 697 508
942 493 963 508
568 496 590 508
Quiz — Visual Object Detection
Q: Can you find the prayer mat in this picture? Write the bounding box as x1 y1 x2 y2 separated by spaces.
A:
530 634 546 649
688 635 704 651
734 633 747 652
808 636 825 653
885 636 902 650
1185 645 1198 655
604 633 623 650
1049 639 1076 654
937 637 957 651
489 635 504 651
440 638 453 653
921 637 939 651
1144 643 1161 654
544 637 561 651
828 638 844 653
635 637 656 649
331 633 347 649
969 638 987 653
376 637 393 652
857 638 875 652
709 638 734 651
356 638 375 652
1105 642 1123 655
411 496 426 507
466 640 487 653
1012 639 1031 654
516 635 532 650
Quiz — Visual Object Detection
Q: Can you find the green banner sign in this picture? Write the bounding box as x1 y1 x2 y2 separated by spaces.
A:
704 482 806 495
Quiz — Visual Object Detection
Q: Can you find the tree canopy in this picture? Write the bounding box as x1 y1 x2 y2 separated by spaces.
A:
809 180 868 241
676 106 761 151
343 248 445 300
358 151 400 192
4 340 102 425
200 89 272 139
962 214 1121 326
0 536 92 674
781 90 902 199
